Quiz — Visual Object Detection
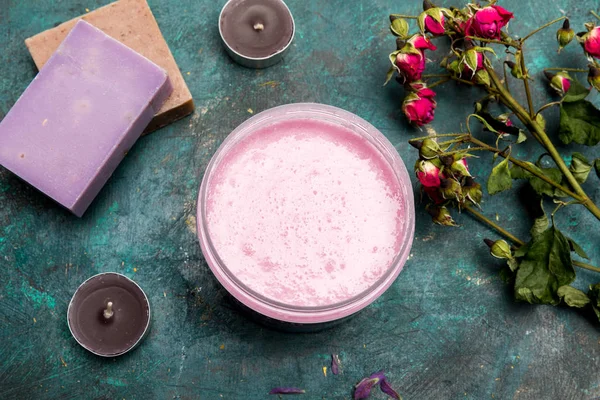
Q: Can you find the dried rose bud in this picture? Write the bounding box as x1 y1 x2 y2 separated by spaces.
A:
423 9 446 36
462 50 485 78
588 66 600 92
556 19 575 53
419 138 441 159
423 0 435 11
424 186 445 204
505 60 525 80
440 178 462 200
450 158 471 177
544 71 571 96
415 160 442 187
331 354 341 375
464 5 514 40
402 87 437 126
463 177 482 206
407 34 437 51
484 239 512 259
395 51 426 82
427 204 457 226
578 26 600 59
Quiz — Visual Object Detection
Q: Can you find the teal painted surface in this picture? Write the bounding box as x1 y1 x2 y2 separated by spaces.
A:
1 0 600 399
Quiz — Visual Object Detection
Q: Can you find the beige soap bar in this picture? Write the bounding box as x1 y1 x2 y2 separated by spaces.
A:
25 0 194 134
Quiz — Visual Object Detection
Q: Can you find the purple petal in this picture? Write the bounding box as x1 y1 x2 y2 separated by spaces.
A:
331 354 341 375
269 387 305 395
380 379 402 400
368 370 386 381
354 377 379 400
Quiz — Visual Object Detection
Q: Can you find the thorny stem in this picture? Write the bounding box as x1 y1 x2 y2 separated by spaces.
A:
503 62 510 93
465 206 600 273
486 66 600 221
409 133 466 141
536 101 561 116
423 74 451 78
466 36 517 47
464 206 525 246
428 78 451 89
390 13 418 19
543 67 588 73
591 10 600 21
521 16 566 42
518 49 535 117
466 135 582 200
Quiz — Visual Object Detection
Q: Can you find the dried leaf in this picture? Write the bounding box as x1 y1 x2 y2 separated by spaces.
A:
566 237 589 260
269 387 306 395
510 163 564 198
390 18 410 38
559 99 600 146
587 283 600 322
514 226 575 305
487 156 512 195
569 152 592 183
557 285 590 308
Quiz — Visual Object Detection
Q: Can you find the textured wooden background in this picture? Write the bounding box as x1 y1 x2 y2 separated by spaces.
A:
1 0 599 399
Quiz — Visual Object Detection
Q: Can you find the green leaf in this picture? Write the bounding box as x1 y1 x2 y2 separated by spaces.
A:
514 242 531 258
487 156 512 195
390 18 410 38
559 100 600 146
514 226 575 305
566 237 589 260
516 130 527 144
562 80 590 103
595 159 600 179
475 70 490 86
569 152 592 183
464 49 479 74
510 163 564 198
557 286 590 308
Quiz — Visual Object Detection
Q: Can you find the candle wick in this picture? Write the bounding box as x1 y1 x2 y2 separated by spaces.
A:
103 301 114 319
253 22 265 31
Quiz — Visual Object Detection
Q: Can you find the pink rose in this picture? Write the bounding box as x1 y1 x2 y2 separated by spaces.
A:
465 5 514 40
408 34 437 51
396 51 426 82
424 12 445 36
583 26 600 58
416 160 441 187
403 87 437 126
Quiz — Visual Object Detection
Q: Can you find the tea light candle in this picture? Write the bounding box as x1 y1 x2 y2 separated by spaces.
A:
67 273 150 357
197 104 415 326
219 0 295 68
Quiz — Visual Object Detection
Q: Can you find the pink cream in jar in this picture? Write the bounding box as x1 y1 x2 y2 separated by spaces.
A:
197 103 414 328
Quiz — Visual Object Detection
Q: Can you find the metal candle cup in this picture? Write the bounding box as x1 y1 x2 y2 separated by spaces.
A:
67 272 151 357
219 0 295 68
197 103 415 330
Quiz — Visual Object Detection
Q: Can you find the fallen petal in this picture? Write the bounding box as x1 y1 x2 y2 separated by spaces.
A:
380 378 402 400
269 387 306 395
354 371 385 399
331 354 341 375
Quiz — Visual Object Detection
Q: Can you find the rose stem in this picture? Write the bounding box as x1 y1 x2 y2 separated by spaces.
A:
485 65 600 221
521 16 566 42
591 10 600 21
103 301 114 319
543 67 588 73
464 206 600 273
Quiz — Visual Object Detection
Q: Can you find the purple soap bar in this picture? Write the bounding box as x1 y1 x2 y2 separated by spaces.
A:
0 20 172 217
